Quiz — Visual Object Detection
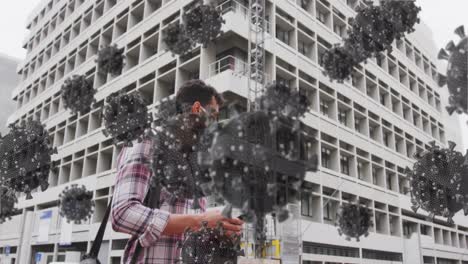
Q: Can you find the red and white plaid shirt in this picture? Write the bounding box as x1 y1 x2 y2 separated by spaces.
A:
111 139 206 264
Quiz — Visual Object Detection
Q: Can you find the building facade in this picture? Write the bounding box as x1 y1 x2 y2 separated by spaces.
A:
1 0 467 263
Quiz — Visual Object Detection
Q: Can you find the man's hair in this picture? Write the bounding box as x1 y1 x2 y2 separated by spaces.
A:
175 79 224 113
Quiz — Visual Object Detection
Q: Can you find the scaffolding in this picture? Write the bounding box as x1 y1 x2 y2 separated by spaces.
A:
247 0 266 112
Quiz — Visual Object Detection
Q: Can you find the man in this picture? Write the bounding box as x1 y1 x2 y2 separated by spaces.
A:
111 80 244 263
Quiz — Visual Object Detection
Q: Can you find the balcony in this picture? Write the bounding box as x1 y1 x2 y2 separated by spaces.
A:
216 0 272 34
207 55 271 98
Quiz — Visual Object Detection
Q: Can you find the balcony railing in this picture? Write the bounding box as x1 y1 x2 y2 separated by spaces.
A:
208 55 249 77
208 55 271 84
216 0 271 33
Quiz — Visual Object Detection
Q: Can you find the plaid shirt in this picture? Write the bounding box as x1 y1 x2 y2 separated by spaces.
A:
111 139 206 264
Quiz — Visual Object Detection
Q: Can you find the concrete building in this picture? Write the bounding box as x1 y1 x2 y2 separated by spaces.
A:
0 0 467 263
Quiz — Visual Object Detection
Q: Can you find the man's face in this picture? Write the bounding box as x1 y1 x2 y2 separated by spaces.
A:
200 96 220 123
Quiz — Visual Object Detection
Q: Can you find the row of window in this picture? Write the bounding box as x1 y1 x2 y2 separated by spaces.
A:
301 182 402 236
296 0 439 83
275 66 445 147
402 219 468 250
302 241 402 261
21 0 165 84
273 1 441 113
26 0 90 56
26 0 62 31
15 0 188 113
301 182 468 250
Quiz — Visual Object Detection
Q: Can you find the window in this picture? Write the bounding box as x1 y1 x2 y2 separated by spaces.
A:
301 0 311 10
338 109 347 125
301 192 313 217
403 222 411 236
303 242 360 257
355 119 362 133
420 225 429 235
380 94 386 105
277 76 291 88
324 201 332 220
276 28 290 45
340 156 349 175
334 25 344 36
321 147 331 169
320 100 329 117
357 162 363 179
362 249 402 261
383 133 390 147
372 167 378 184
317 11 327 24
298 41 308 56
387 175 392 189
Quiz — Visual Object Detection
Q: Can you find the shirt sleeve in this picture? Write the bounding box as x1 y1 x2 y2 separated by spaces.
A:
111 139 170 248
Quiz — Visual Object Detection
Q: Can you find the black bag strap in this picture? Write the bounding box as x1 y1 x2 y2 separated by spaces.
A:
80 197 113 263
90 197 113 258
82 184 160 264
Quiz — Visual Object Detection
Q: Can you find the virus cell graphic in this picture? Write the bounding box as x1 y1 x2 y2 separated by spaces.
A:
152 112 210 208
407 141 468 225
348 4 396 58
198 82 317 248
179 221 242 264
96 44 125 76
322 0 421 82
184 1 225 48
438 25 468 115
0 120 57 199
380 0 421 39
61 75 96 115
163 23 195 56
336 203 372 242
102 90 153 147
59 184 94 224
321 45 357 83
0 186 19 223
152 97 179 127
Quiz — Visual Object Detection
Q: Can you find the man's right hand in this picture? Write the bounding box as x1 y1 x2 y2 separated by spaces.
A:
195 210 244 233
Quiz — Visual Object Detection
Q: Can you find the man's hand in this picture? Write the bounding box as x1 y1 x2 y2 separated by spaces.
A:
195 210 244 234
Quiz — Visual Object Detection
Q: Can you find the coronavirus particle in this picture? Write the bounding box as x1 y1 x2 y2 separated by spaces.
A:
184 1 225 47
179 221 242 264
348 4 396 57
59 184 94 224
163 23 195 56
102 91 153 147
0 186 19 223
96 44 125 76
321 46 357 83
438 25 468 115
198 82 317 247
152 112 210 208
380 0 421 39
61 75 96 115
322 0 421 82
407 141 468 224
336 203 372 242
0 120 57 199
